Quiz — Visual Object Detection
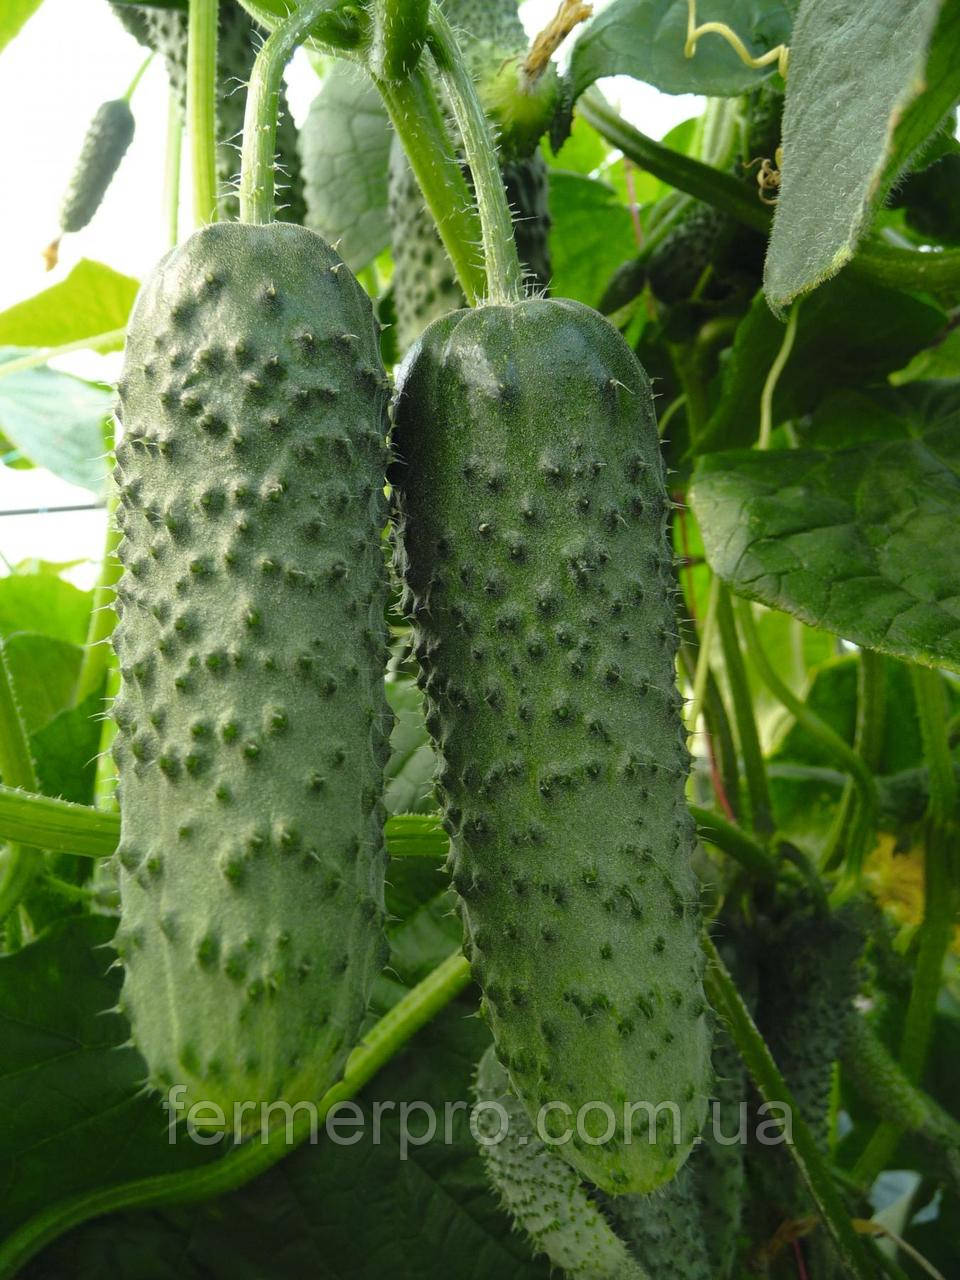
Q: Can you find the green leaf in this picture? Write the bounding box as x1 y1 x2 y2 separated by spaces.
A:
0 573 92 646
547 171 637 309
764 0 945 310
891 324 960 384
384 674 437 816
300 64 392 272
0 350 112 493
0 917 214 1245
25 995 548 1280
0 261 138 351
3 634 81 734
570 0 792 98
0 0 43 55
542 114 610 175
696 277 944 452
689 409 960 671
31 692 103 804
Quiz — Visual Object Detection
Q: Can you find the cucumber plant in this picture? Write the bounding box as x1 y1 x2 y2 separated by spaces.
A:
1 1 959 1277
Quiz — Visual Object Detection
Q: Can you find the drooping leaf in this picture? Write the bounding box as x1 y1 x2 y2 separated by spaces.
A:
0 350 112 493
0 0 43 55
764 0 945 310
570 0 792 98
689 401 960 670
300 64 392 272
696 277 944 453
0 261 138 351
547 171 636 309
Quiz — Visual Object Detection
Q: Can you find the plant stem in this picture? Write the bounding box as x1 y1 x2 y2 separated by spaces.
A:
239 0 332 225
0 643 41 927
716 584 773 835
736 598 877 861
425 6 523 304
0 330 128 381
757 301 798 449
0 950 472 1280
187 0 218 226
123 52 154 102
374 65 486 305
164 84 183 247
703 937 887 1280
685 572 720 735
825 649 885 872
689 803 776 881
578 91 960 297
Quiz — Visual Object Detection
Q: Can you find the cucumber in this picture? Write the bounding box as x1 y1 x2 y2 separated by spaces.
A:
391 298 711 1193
111 2 305 222
58 98 135 234
388 0 551 353
475 1045 644 1279
694 1028 745 1280
600 1171 711 1280
112 222 391 1128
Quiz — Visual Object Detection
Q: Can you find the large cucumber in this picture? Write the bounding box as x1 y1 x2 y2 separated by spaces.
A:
112 222 390 1127
387 0 551 353
392 298 710 1193
111 2 305 222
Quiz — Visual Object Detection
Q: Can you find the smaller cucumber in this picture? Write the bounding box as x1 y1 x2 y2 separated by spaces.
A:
475 1046 645 1280
58 98 135 235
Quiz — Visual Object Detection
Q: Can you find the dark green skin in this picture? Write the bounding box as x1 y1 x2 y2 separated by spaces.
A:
112 222 390 1128
59 98 135 233
392 299 711 1193
112 3 305 222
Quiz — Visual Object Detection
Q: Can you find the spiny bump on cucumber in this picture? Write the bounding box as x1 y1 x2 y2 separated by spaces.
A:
391 298 711 1194
475 1045 646 1280
113 221 391 1130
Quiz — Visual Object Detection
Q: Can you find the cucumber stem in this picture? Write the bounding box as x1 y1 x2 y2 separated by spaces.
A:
426 5 523 305
375 64 486 305
164 85 183 247
74 484 121 708
703 937 892 1280
187 0 219 226
0 643 41 928
716 584 773 835
0 951 472 1279
123 52 154 103
239 0 336 225
824 649 885 872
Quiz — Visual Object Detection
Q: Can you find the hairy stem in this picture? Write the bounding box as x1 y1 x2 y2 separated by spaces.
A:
426 6 523 304
187 0 218 226
74 491 120 707
240 0 333 224
0 951 471 1279
716 585 773 835
375 63 486 305
689 803 776 880
164 83 183 247
825 649 886 872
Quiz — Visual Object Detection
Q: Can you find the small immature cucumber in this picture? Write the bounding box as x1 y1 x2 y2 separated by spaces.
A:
59 98 135 234
392 299 711 1194
475 1045 646 1279
112 222 391 1128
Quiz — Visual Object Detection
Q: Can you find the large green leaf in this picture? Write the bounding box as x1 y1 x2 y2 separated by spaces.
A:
0 572 91 645
764 0 945 310
689 404 960 670
547 171 636 309
3 634 81 734
0 350 112 492
569 0 792 98
891 324 960 385
696 277 944 453
0 261 138 351
0 917 215 1245
0 0 43 54
300 64 392 271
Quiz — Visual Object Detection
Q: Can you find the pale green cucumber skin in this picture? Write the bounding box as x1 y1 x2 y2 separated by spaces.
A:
112 221 390 1126
59 99 135 234
475 1046 645 1280
392 299 711 1194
